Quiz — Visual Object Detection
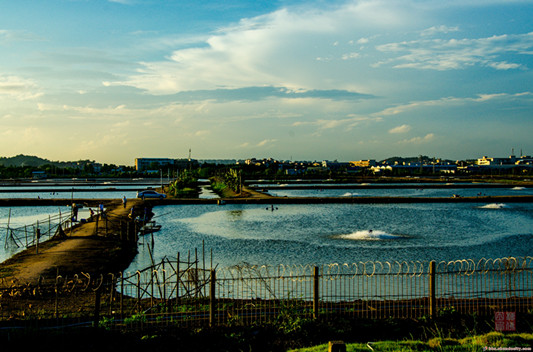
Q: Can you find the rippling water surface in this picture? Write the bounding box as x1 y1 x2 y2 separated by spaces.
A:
128 202 533 271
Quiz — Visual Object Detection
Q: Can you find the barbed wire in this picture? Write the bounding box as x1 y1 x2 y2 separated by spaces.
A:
1 256 531 298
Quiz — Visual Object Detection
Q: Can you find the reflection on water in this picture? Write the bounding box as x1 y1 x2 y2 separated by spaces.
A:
265 186 533 198
127 202 533 272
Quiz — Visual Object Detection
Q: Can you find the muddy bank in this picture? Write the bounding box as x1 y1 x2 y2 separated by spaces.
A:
0 199 148 284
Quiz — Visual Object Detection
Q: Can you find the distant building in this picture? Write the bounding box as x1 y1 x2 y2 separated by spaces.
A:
135 158 174 171
32 171 47 179
322 160 350 170
476 155 517 167
349 160 377 167
135 158 198 171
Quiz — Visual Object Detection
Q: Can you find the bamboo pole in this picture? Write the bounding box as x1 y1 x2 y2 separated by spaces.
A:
4 209 11 249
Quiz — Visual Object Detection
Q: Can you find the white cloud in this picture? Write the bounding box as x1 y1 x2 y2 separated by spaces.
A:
399 133 435 144
389 124 411 134
487 61 522 70
110 1 421 95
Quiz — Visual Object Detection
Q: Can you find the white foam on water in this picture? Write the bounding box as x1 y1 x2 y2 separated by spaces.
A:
341 192 359 197
512 187 525 190
480 203 507 209
338 230 403 241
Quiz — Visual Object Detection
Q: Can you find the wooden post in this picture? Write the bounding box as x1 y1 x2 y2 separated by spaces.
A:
109 275 115 316
209 269 216 327
120 272 124 319
313 266 319 319
176 252 180 307
328 341 346 352
137 273 141 314
93 288 101 328
55 268 59 319
429 260 436 317
5 209 11 248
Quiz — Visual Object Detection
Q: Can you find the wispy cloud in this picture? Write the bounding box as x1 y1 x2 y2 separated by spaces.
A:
257 139 277 147
399 133 435 144
292 115 382 133
389 124 411 134
377 92 533 116
375 32 533 71
0 75 42 101
238 139 277 149
0 29 43 43
421 25 459 37
151 86 373 103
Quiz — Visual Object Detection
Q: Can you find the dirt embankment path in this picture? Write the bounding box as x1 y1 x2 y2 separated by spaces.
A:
0 198 146 286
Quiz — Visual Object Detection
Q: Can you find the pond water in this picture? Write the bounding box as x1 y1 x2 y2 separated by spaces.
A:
0 184 218 200
127 201 533 272
0 206 73 262
1 183 532 272
261 185 533 198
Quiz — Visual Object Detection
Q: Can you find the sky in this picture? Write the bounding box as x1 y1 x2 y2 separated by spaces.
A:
1 0 532 165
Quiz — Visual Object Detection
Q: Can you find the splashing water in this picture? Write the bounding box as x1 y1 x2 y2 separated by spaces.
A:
338 230 404 241
480 203 507 209
341 192 359 197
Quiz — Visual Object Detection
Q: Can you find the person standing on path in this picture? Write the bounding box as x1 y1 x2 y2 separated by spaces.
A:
122 196 127 208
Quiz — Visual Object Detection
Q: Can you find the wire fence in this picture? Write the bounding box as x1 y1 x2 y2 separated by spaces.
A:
1 208 72 250
1 205 145 257
0 256 531 331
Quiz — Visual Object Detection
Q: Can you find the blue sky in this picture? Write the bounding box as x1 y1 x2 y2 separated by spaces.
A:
1 0 532 165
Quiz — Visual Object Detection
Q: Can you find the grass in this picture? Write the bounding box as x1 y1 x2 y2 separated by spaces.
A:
288 332 533 352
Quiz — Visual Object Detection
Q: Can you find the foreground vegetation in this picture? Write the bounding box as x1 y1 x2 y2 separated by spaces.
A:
3 310 532 351
290 332 533 351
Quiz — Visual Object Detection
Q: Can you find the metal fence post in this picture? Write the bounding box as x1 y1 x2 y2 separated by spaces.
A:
429 261 436 317
314 266 319 319
210 269 216 327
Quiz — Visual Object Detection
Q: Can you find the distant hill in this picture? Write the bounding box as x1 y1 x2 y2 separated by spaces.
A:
0 155 74 168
